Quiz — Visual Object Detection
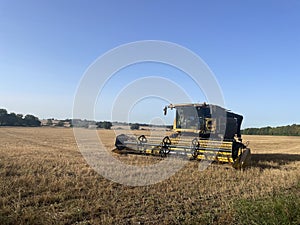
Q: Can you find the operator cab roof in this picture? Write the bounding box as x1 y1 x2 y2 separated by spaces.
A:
167 102 228 111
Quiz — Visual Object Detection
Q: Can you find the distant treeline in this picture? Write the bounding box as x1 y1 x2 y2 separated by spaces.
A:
242 124 300 136
0 107 172 130
0 109 41 127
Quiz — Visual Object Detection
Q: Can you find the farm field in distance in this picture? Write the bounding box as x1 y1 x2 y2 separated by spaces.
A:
0 127 299 224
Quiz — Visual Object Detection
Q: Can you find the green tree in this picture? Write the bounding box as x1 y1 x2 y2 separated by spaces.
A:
16 114 24 126
0 109 8 125
24 115 41 127
96 121 112 129
7 113 18 126
130 123 140 130
0 109 7 115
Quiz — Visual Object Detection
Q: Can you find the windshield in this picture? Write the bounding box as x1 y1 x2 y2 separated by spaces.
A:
176 107 200 130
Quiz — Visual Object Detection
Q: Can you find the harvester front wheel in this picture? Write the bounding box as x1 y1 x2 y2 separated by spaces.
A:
232 148 251 170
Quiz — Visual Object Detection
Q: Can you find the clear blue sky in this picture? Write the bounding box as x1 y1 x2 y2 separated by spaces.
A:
1 0 300 128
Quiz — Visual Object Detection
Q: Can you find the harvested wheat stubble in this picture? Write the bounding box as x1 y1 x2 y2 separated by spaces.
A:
0 127 299 224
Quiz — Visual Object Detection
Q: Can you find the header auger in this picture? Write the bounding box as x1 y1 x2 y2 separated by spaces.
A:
114 103 251 169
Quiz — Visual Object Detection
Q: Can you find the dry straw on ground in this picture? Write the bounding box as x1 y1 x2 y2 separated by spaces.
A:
0 127 299 224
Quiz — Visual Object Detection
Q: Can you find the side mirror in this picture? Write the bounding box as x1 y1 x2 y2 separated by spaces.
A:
163 106 167 115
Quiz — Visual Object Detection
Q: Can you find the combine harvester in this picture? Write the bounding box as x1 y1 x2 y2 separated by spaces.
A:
114 103 251 169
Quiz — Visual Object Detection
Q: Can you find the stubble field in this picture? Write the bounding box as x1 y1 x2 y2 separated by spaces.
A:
0 127 299 224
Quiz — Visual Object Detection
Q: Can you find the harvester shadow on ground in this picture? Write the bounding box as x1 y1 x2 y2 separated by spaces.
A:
251 153 300 169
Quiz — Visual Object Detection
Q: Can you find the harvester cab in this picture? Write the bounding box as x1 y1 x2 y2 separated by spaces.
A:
165 103 243 140
114 103 251 169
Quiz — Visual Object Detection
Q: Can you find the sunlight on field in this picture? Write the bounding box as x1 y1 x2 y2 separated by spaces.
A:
0 127 299 224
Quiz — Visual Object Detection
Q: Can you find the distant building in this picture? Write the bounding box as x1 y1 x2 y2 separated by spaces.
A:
88 125 97 129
